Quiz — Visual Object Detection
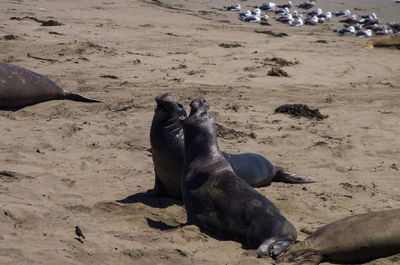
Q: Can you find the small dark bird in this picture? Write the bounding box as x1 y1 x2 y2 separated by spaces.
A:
75 226 85 239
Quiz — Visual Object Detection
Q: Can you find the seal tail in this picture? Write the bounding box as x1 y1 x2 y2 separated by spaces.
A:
64 90 101 103
274 169 317 184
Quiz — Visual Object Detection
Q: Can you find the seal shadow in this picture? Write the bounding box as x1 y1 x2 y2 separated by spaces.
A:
0 106 25 111
144 217 232 245
145 217 186 231
116 189 183 209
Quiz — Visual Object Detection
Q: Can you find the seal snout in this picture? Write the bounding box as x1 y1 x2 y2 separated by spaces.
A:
155 93 175 113
188 98 209 117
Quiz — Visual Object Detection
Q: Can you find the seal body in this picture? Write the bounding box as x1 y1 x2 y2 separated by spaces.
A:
149 93 315 199
0 63 99 109
181 98 297 258
150 93 187 198
277 209 400 264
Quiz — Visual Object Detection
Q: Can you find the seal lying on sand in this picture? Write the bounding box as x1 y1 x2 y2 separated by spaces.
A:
150 93 315 199
277 209 400 264
0 63 100 109
181 98 297 257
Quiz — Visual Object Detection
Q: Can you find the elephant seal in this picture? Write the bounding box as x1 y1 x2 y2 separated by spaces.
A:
0 63 100 109
277 209 400 264
181 98 297 257
150 93 187 198
149 93 315 199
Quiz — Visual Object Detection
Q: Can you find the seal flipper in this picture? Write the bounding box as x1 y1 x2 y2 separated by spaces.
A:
63 90 101 103
273 168 316 184
276 249 323 265
256 238 292 259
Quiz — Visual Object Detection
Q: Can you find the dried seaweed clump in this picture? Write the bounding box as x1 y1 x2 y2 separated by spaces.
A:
275 104 328 120
267 66 289 77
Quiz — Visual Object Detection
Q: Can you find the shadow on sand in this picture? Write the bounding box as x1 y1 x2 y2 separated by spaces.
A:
116 189 183 209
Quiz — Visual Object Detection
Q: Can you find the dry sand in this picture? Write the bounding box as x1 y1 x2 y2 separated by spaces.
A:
1 0 400 264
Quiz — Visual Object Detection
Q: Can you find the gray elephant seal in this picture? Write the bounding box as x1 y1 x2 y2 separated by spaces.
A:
149 93 315 199
0 63 100 109
150 93 187 198
277 209 400 264
181 98 297 258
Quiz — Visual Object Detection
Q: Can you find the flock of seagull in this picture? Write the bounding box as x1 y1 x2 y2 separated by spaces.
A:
224 1 400 38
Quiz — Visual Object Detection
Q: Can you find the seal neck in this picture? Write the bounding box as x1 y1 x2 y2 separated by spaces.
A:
183 122 220 163
157 116 183 134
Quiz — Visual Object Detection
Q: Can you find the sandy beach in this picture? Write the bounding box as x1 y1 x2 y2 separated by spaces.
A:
1 0 400 264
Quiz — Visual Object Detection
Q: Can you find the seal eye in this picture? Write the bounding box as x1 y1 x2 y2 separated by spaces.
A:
177 102 183 109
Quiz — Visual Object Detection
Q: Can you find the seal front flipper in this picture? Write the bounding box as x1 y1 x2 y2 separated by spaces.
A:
256 238 293 259
274 168 316 184
276 249 323 265
63 90 101 103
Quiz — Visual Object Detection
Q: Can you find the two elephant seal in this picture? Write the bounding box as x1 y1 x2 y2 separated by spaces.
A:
150 93 315 199
180 98 297 257
277 209 400 264
0 63 100 109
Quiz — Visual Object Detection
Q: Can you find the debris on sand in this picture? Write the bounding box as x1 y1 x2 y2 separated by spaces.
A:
263 57 299 67
218 43 243 48
267 66 289 77
3 34 17 40
275 104 328 120
100 74 119 79
10 16 62 26
255 30 288 37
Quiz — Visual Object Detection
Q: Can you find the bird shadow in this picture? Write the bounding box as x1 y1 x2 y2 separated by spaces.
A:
74 237 84 244
116 189 183 209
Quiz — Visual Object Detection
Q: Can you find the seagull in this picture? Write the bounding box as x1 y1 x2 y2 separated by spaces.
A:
318 11 332 20
261 14 269 21
297 1 315 10
274 7 289 15
276 13 293 23
361 13 377 20
243 14 261 23
239 10 252 19
388 21 400 32
356 29 373 37
362 17 380 26
344 23 363 31
340 15 360 25
308 8 322 17
304 16 318 25
277 1 292 9
366 24 386 31
337 25 356 34
289 17 304 26
252 8 261 16
335 9 351 17
225 4 241 11
375 29 394 35
259 2 276 11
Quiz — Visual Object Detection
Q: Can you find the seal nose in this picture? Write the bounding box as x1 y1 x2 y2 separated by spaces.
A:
155 93 172 104
190 98 209 109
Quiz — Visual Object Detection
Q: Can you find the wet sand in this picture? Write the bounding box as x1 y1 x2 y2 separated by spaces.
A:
0 0 400 264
